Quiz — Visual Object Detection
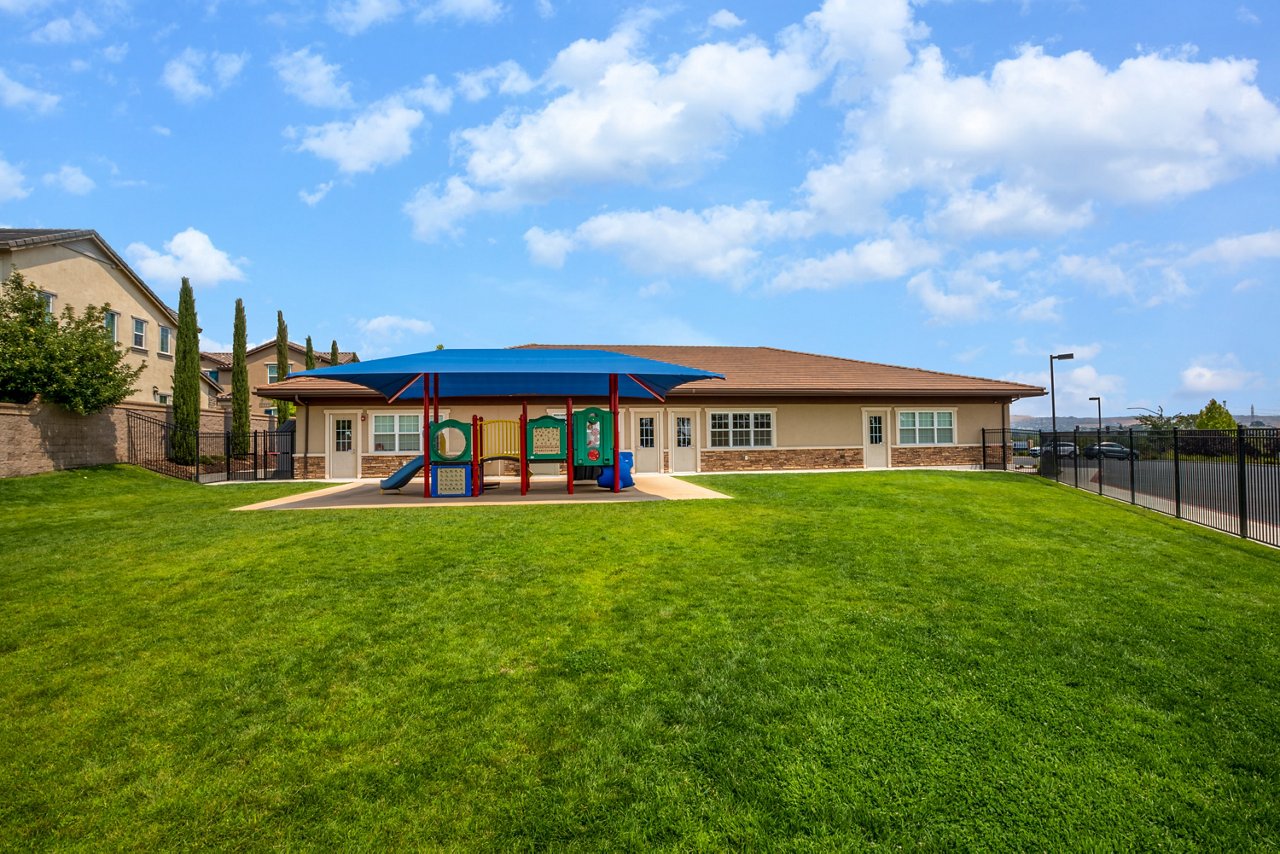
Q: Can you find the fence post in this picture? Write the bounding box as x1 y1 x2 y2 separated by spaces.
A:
1001 428 1008 470
195 430 201 483
1097 424 1104 496
1237 425 1249 539
1129 427 1136 505
1073 427 1080 489
981 428 988 469
225 430 232 481
253 431 259 482
1173 428 1182 519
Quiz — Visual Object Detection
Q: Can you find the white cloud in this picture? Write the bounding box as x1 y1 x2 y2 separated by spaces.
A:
455 60 533 101
327 0 402 34
126 228 247 287
292 97 423 173
1007 364 1125 415
162 48 248 102
0 155 29 201
1237 6 1260 25
771 226 939 291
535 0 553 19
406 7 838 239
523 226 575 268
273 47 354 109
906 268 1016 323
42 164 94 195
930 183 1094 237
101 43 128 63
807 0 927 100
419 0 504 24
708 9 744 29
151 124 171 136
356 315 434 336
1014 295 1062 323
198 336 233 353
1183 229 1280 266
1057 254 1131 297
30 10 101 44
0 0 51 12
1180 354 1259 394
299 181 334 206
405 74 453 113
638 280 671 298
0 69 59 112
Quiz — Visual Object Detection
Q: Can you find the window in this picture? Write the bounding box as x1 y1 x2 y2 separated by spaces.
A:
39 292 55 315
898 410 955 445
206 369 220 383
639 417 655 449
372 413 421 453
132 318 146 349
266 363 294 383
154 390 172 405
264 407 277 418
868 415 883 445
709 411 773 448
104 311 119 342
334 418 353 452
676 416 692 448
159 326 174 355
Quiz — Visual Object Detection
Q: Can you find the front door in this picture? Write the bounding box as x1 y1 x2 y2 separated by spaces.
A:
864 409 888 469
328 413 358 478
633 411 661 473
670 411 697 472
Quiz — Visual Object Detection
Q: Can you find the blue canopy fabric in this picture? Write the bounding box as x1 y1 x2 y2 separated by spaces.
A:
291 348 723 401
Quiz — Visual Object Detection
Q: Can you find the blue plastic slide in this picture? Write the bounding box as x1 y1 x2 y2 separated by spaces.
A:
379 455 424 491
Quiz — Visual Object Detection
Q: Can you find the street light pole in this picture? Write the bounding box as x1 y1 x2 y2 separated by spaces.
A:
1049 352 1074 437
1089 396 1102 432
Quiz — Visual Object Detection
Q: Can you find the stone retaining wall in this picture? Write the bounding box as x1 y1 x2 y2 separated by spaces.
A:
890 444 983 467
699 447 865 471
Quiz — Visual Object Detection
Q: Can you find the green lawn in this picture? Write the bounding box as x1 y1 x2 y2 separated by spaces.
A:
1 466 1277 849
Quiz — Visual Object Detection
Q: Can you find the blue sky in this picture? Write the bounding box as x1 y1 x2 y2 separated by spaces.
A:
1 0 1277 418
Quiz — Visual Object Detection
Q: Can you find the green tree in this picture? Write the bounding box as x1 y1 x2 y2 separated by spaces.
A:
305 335 316 370
329 339 340 365
274 310 293 427
0 270 142 414
231 298 250 455
171 278 201 464
1133 407 1195 432
1195 399 1236 431
350 352 359 363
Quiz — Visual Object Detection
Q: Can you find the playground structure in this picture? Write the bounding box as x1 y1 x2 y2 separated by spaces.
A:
379 382 626 498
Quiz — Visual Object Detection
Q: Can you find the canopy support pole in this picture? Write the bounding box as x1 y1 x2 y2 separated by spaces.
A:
520 400 528 496
610 374 620 493
422 372 429 500
566 397 574 495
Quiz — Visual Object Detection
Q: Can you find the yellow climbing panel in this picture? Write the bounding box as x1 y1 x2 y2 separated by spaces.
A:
481 419 520 459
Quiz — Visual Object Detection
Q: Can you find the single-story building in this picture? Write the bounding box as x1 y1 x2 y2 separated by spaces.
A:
258 344 1045 479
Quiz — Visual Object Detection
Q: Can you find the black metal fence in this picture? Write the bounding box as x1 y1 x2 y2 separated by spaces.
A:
126 411 294 483
982 426 1280 547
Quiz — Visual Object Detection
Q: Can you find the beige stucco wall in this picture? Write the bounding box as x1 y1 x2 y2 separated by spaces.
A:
2 240 180 407
292 397 1012 476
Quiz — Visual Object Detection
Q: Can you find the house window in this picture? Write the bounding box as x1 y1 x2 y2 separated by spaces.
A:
132 318 147 349
104 311 119 342
206 369 219 383
266 363 293 383
39 291 55 315
709 411 773 448
154 390 172 405
638 417 655 449
676 416 692 448
372 414 421 453
264 407 276 418
898 410 955 445
159 326 174 355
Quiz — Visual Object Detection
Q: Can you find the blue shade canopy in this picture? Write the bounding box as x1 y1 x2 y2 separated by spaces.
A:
291 348 724 400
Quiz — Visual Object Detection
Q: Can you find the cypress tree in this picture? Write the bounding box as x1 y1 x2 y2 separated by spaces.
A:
330 339 340 365
305 335 316 370
231 298 249 455
274 310 292 427
172 277 200 464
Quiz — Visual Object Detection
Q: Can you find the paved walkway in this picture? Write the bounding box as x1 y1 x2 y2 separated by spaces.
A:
233 474 730 511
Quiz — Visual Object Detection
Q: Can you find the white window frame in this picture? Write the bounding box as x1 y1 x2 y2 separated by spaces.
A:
39 291 55 314
367 407 449 455
707 409 776 449
131 317 147 350
896 409 957 446
104 310 119 343
264 406 277 418
158 325 174 356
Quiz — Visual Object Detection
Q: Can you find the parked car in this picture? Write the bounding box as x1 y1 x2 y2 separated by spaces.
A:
1084 442 1139 461
1028 446 1042 458
1042 442 1077 459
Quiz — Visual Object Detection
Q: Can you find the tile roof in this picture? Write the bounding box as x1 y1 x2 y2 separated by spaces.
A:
259 344 1044 400
202 344 358 368
0 228 180 325
516 345 1044 397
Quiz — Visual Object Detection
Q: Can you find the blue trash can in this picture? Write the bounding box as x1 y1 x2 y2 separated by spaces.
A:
597 451 635 489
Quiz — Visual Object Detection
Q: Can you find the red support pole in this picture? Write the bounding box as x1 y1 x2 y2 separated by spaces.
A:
520 400 528 496
566 397 574 495
471 413 480 497
476 416 485 495
422 372 430 500
433 373 440 424
610 374 620 493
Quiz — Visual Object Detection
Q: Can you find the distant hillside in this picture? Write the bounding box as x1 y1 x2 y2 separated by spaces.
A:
1011 413 1280 430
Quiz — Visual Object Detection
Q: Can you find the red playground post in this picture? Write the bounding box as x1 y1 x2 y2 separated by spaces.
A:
610 374 620 493
566 397 574 495
422 372 430 500
519 400 529 496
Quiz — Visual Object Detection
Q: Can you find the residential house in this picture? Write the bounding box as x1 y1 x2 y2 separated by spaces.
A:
259 344 1045 479
202 341 357 421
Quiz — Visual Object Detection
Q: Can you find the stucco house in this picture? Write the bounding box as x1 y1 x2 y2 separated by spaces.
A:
201 341 357 421
0 228 221 408
259 344 1045 479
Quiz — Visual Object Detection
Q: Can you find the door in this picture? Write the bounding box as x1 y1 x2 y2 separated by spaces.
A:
670 411 697 472
328 413 358 478
864 409 888 469
633 411 661 473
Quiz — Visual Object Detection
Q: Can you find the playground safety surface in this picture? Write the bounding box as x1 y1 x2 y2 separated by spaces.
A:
233 475 730 511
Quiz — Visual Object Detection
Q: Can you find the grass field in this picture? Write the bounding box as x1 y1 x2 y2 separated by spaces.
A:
1 466 1277 849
